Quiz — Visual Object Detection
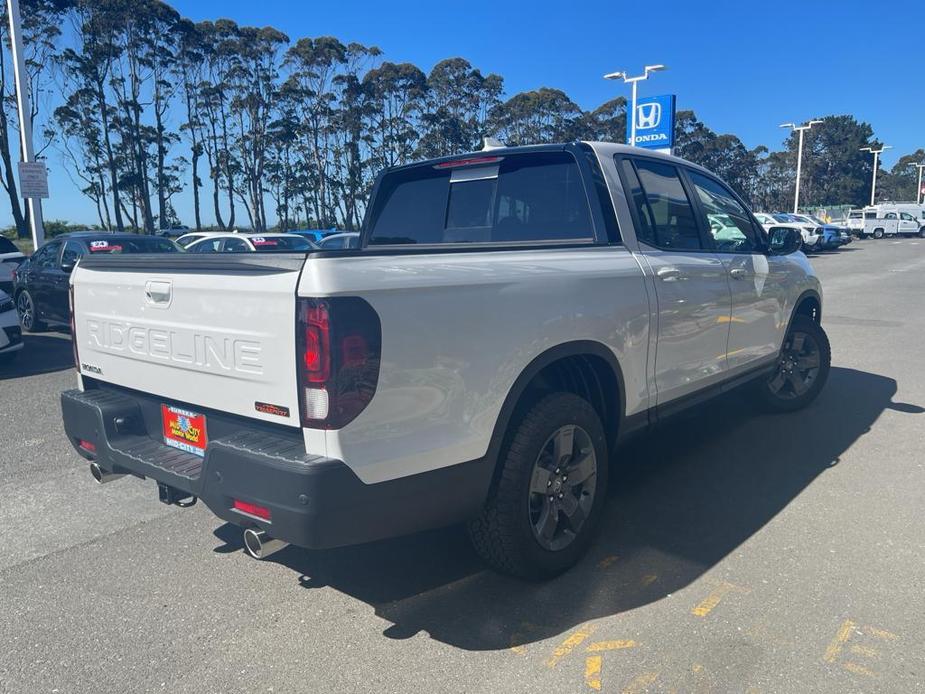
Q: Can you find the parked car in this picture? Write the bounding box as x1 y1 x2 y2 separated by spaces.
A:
0 236 26 295
779 213 844 250
289 229 338 244
13 232 180 332
317 232 361 249
156 225 190 238
174 232 226 248
0 289 22 362
185 233 316 253
754 213 819 251
62 142 828 579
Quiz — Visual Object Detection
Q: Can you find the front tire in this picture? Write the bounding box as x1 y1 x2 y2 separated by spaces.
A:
16 289 45 332
468 392 608 580
758 315 830 413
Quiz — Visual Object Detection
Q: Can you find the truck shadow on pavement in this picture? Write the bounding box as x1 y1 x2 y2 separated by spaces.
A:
0 333 74 380
214 366 921 651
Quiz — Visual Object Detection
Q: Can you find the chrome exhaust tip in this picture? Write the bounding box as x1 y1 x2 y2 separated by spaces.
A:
243 528 288 560
89 461 124 485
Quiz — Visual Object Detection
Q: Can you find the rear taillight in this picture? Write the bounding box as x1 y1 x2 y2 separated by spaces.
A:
296 297 381 429
69 283 79 371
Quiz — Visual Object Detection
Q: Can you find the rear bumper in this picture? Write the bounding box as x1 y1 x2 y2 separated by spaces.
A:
61 387 491 550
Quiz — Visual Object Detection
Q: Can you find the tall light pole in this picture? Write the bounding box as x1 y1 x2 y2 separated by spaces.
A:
860 145 892 207
604 64 667 147
779 120 823 214
6 0 45 247
914 163 925 205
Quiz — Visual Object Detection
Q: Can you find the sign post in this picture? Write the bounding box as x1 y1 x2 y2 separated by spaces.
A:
6 0 45 248
626 94 676 155
915 163 925 206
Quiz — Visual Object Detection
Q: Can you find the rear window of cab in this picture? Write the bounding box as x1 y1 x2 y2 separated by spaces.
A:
368 152 595 245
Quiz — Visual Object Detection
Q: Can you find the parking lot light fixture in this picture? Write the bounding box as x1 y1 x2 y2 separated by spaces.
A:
780 119 824 213
860 145 893 206
604 64 667 147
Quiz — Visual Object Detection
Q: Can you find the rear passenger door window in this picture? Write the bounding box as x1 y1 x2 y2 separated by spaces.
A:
621 158 703 250
687 171 760 253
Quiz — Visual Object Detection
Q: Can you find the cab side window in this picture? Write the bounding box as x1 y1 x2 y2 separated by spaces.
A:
884 212 897 220
623 158 703 250
688 171 760 253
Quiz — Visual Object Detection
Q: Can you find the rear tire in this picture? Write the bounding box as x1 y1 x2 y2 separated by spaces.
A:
16 289 45 332
468 392 609 580
757 315 830 413
873 228 885 239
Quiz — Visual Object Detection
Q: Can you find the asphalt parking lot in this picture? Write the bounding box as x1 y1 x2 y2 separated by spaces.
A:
2 239 924 693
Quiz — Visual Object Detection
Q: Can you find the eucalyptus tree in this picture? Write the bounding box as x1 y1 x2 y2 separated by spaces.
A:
489 87 582 146
416 57 503 158
176 19 205 229
196 19 240 229
362 61 426 171
225 25 288 231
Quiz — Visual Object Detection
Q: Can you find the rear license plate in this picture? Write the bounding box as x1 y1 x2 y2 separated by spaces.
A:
161 404 208 457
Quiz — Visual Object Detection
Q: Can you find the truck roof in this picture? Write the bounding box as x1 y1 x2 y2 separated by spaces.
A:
384 141 712 177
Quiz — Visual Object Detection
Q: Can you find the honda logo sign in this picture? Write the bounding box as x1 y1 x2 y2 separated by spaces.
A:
636 102 661 130
627 94 676 152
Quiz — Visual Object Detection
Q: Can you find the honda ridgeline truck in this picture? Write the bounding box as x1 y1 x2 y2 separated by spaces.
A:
61 143 830 579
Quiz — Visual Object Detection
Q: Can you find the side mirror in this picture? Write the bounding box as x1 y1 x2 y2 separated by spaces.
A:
60 260 76 273
767 226 802 256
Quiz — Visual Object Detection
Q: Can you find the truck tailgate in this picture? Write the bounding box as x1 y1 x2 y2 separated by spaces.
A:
71 254 304 427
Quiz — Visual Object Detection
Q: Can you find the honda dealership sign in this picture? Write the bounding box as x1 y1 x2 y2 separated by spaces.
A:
628 94 676 153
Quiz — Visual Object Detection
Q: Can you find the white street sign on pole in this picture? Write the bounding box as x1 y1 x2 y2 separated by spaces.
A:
7 0 45 247
18 161 48 198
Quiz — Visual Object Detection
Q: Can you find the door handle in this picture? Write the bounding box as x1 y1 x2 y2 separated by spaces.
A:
729 268 748 280
656 266 682 281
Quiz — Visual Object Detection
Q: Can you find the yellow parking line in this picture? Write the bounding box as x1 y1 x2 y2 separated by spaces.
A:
545 624 597 668
597 555 619 569
842 662 876 677
691 581 748 618
824 619 855 662
585 655 603 691
864 626 898 640
641 574 658 587
587 640 637 652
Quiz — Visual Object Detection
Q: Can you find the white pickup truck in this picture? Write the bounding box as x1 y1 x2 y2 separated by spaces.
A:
861 209 925 239
61 143 829 579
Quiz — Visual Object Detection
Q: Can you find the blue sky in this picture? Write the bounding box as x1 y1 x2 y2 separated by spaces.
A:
17 0 925 227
